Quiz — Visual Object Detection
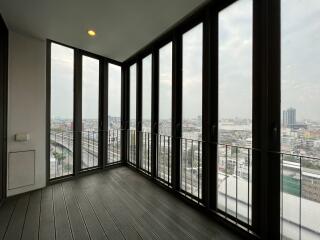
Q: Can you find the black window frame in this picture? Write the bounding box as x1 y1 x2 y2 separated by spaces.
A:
46 40 123 183
122 0 281 239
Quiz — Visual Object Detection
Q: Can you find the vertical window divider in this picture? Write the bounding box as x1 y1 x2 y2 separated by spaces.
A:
252 0 281 238
151 50 159 178
46 41 51 185
172 33 182 191
101 60 109 168
73 49 82 175
136 59 143 169
121 64 129 164
203 6 218 209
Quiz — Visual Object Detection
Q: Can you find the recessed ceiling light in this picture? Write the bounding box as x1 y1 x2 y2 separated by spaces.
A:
87 30 96 37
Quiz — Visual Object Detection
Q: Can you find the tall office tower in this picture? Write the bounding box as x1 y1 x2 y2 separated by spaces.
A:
283 110 288 127
283 107 296 127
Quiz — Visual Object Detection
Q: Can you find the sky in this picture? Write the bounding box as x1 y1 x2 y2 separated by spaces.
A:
183 23 203 120
108 63 121 118
281 0 320 122
159 42 172 120
51 43 74 119
51 43 121 120
82 56 99 119
219 0 252 120
142 54 152 123
130 64 136 123
51 0 320 122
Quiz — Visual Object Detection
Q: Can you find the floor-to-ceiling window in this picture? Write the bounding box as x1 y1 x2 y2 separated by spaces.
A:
129 64 137 165
158 42 173 183
141 55 152 173
81 56 100 170
181 23 203 199
218 0 253 224
49 42 124 180
108 63 121 164
281 1 320 239
50 43 74 179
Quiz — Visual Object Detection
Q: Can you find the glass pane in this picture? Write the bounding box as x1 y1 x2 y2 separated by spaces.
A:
108 64 121 164
181 23 203 199
142 55 152 172
50 43 74 179
129 64 137 164
281 0 320 239
81 56 99 169
158 42 172 183
218 0 253 224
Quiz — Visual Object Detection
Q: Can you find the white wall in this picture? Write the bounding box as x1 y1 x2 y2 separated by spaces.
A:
7 31 46 196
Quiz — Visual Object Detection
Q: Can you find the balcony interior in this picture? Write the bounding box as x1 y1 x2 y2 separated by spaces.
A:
1 0 320 240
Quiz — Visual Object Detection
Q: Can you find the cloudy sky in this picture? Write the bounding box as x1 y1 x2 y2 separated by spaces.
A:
51 43 74 119
51 0 320 123
282 0 320 122
159 42 172 120
51 43 121 120
219 0 252 120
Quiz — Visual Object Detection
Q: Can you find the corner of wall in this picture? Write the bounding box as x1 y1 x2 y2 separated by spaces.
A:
7 31 47 196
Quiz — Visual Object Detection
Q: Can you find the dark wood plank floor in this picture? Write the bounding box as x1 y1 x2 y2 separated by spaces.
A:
0 167 242 240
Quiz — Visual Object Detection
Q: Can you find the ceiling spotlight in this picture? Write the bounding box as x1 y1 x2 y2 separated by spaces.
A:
87 30 96 37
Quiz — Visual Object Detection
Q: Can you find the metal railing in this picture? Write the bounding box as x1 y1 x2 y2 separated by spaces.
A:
50 131 74 179
128 129 137 165
180 137 202 201
156 134 172 185
81 131 99 170
140 131 152 174
217 143 254 227
280 152 320 240
107 129 121 164
50 129 123 179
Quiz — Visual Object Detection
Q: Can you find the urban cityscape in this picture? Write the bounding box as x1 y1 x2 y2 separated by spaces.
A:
50 116 121 178
50 106 320 239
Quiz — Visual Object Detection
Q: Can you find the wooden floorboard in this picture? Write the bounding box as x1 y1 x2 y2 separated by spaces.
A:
104 171 203 240
0 196 17 239
39 186 55 240
21 190 41 240
101 173 192 240
114 167 239 239
63 181 108 240
72 176 145 240
0 166 242 240
61 182 91 240
102 179 174 240
82 174 161 240
81 188 125 240
53 184 73 240
3 193 29 240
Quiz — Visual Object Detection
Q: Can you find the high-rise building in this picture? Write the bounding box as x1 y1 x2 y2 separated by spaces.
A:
283 107 296 127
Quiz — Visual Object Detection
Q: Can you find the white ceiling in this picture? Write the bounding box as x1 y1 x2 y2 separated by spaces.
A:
0 0 207 62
